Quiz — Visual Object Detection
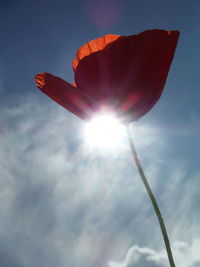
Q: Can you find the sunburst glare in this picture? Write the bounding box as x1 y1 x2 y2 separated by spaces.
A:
84 113 126 149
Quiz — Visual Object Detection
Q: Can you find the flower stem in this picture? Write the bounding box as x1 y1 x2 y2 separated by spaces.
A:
126 125 176 267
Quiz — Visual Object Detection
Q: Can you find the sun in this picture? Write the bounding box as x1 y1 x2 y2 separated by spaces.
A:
84 113 126 149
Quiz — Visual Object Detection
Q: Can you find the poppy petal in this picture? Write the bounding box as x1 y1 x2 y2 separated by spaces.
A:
74 30 179 122
35 72 97 121
72 34 121 71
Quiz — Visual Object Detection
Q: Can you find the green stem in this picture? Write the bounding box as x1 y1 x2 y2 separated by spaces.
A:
126 125 176 267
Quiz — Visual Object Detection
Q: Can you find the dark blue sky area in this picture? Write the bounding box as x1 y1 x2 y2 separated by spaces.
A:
0 0 199 95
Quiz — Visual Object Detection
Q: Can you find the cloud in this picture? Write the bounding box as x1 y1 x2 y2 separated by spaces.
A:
108 239 200 267
0 92 200 267
0 93 141 267
108 245 167 267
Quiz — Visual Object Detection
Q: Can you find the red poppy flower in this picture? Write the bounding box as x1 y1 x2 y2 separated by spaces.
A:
35 29 179 122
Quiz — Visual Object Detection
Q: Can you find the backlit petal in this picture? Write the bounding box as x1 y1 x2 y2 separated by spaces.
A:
72 34 121 71
74 30 179 122
35 73 97 121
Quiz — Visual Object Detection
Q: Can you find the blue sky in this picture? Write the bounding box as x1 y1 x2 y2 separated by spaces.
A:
0 1 200 266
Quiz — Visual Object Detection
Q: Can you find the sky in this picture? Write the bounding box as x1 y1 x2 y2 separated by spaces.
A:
0 0 200 267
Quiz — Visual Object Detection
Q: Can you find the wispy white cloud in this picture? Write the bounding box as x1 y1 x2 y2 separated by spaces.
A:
108 244 167 267
0 93 199 267
108 239 200 267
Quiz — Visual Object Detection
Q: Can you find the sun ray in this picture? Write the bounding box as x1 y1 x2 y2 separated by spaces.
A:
84 112 126 150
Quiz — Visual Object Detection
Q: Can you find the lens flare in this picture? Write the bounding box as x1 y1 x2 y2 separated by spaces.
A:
84 113 126 149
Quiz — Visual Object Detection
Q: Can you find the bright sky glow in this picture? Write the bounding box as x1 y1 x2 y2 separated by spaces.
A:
84 113 126 149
